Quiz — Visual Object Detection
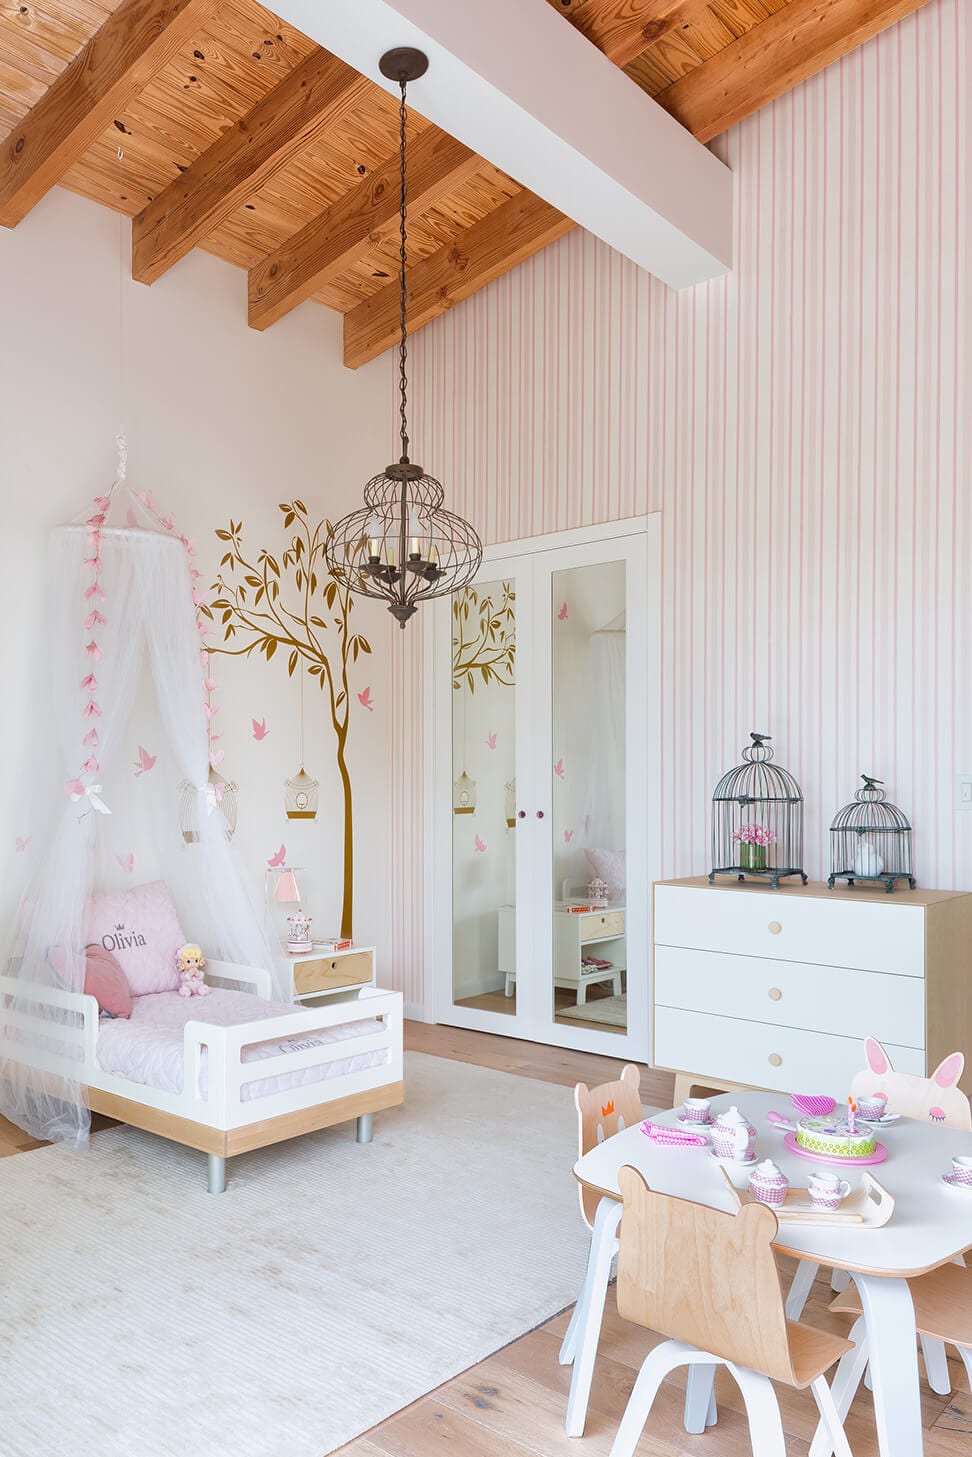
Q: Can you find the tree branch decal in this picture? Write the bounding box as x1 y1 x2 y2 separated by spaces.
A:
452 582 516 692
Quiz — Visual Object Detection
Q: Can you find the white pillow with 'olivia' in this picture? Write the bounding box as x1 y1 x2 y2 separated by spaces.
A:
84 881 186 997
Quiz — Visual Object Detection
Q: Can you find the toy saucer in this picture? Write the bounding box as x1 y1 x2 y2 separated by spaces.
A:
676 1112 713 1128
710 1149 758 1167
858 1112 901 1127
783 1132 888 1167
942 1173 972 1193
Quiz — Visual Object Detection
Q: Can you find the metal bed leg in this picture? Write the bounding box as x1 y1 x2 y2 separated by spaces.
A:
356 1113 374 1144
207 1153 227 1194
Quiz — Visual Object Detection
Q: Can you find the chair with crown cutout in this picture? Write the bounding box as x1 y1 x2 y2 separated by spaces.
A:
609 1167 856 1457
560 1066 717 1438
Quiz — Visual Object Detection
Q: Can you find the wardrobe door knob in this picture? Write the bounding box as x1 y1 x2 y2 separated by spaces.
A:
536 810 544 819
768 1053 783 1068
768 987 782 1001
768 920 782 935
517 811 526 819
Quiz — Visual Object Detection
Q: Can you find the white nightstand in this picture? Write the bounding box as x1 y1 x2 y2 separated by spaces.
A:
498 905 625 1005
274 944 376 1004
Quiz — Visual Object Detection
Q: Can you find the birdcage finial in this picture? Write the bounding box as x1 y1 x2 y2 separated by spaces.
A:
742 732 774 764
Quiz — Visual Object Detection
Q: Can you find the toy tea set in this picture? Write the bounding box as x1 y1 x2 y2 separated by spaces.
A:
646 1089 900 1226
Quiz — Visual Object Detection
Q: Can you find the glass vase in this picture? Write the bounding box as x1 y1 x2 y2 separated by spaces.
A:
739 842 767 872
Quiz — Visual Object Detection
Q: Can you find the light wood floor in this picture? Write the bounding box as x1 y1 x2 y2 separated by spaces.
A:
454 984 627 1034
4 1023 970 1455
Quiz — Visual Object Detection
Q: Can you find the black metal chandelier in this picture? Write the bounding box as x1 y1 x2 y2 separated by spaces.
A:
325 47 483 628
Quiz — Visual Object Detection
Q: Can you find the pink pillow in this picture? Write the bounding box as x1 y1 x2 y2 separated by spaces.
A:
84 881 186 997
584 848 626 902
48 945 133 1018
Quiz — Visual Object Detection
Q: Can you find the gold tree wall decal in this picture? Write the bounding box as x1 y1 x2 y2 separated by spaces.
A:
452 582 516 692
210 500 371 939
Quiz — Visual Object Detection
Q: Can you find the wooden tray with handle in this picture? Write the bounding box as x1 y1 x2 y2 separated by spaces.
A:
720 1166 895 1227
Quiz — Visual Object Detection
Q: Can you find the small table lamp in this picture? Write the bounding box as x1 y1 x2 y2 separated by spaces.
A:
265 866 311 951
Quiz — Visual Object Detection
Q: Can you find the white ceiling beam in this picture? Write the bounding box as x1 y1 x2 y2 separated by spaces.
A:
271 0 732 290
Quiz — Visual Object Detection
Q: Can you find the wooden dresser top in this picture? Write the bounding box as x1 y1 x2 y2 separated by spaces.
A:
654 876 966 909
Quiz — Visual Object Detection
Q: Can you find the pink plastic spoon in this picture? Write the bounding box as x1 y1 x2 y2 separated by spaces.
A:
767 1110 798 1131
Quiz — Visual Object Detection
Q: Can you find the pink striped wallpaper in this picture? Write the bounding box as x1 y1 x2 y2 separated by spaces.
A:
386 0 971 1009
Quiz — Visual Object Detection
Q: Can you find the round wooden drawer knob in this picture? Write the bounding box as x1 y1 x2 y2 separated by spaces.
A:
768 987 782 1001
768 1052 783 1067
768 920 782 935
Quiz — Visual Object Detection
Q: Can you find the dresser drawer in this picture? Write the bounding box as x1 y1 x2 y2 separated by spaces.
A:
654 884 924 977
653 1006 925 1094
654 946 924 1049
579 911 624 942
293 951 373 996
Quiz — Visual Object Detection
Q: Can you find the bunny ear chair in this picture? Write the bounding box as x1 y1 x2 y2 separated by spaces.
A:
0 466 277 1149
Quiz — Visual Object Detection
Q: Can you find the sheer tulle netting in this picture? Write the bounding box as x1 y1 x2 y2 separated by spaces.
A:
0 478 277 1146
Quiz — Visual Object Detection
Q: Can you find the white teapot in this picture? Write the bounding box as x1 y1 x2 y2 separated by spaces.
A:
711 1106 758 1161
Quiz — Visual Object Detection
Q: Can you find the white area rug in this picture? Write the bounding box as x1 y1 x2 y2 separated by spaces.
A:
559 993 628 1026
0 1052 591 1457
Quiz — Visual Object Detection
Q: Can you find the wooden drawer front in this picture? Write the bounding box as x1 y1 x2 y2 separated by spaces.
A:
653 1006 925 1094
580 911 624 942
654 946 925 1049
654 885 924 977
293 951 373 996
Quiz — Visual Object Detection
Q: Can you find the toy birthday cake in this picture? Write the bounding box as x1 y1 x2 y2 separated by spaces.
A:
795 1116 876 1160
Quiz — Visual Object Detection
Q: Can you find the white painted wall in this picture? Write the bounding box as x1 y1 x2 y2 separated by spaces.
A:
0 188 398 973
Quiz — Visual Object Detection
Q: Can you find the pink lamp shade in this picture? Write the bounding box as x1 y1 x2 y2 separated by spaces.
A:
273 868 301 904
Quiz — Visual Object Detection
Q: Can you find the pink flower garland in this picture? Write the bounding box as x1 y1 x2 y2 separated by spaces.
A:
64 493 112 802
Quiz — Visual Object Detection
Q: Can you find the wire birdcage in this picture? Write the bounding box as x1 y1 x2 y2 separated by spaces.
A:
828 775 915 893
709 732 807 888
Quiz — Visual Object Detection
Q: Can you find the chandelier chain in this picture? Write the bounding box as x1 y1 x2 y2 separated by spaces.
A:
398 76 409 465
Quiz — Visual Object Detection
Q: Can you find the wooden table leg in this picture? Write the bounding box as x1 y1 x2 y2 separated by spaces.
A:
565 1194 622 1437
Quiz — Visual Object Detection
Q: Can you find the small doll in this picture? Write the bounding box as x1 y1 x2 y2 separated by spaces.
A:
177 942 210 998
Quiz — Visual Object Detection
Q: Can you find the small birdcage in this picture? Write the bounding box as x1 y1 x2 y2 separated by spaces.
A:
285 766 319 820
180 768 238 844
828 775 915 893
709 732 807 888
453 770 476 815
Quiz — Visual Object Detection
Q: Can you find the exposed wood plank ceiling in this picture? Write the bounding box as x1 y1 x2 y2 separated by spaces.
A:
0 0 934 366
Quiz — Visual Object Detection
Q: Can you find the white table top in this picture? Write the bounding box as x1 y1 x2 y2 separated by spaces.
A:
574 1092 972 1278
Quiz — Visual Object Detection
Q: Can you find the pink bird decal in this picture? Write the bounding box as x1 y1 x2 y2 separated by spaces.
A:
210 749 225 768
15 836 29 854
557 602 568 621
358 687 375 712
474 834 487 853
252 717 269 741
133 745 156 777
563 829 574 843
117 853 135 874
486 732 497 750
554 758 565 779
267 844 287 869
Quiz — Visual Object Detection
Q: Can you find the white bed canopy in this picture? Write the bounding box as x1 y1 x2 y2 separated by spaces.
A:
0 461 276 1147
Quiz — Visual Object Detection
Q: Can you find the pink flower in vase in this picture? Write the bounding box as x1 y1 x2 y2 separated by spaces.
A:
733 822 777 847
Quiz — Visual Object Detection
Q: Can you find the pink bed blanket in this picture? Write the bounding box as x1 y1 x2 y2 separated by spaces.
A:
95 989 387 1102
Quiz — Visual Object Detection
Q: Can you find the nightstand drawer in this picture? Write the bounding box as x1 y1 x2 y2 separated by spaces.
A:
654 884 924 976
654 945 924 1048
580 911 624 942
653 1006 924 1094
293 951 373 996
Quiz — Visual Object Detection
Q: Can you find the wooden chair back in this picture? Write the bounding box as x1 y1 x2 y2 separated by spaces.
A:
615 1165 797 1386
574 1064 643 1228
850 1036 972 1131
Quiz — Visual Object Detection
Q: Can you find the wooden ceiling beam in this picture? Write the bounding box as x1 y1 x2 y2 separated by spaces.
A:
654 0 937 143
343 189 574 370
0 0 221 228
131 48 371 285
248 127 479 332
565 0 713 67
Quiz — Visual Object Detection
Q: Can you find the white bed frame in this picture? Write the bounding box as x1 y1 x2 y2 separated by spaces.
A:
0 960 404 1192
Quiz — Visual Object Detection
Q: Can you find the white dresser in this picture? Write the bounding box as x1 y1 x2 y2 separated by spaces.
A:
652 877 972 1105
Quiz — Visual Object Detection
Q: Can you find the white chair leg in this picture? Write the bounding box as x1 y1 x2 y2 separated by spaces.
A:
558 1300 580 1365
808 1316 870 1457
683 1364 718 1434
809 1375 854 1457
831 1268 851 1293
956 1343 972 1391
728 1365 787 1457
566 1196 622 1437
785 1260 820 1320
610 1343 714 1457
920 1334 952 1395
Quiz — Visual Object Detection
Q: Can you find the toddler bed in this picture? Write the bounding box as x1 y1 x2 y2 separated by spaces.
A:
0 959 403 1192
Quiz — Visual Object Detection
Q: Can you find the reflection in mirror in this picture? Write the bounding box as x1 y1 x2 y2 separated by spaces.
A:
551 562 627 1034
451 580 517 1014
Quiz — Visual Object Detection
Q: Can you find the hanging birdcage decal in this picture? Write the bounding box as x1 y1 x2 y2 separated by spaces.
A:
179 768 238 845
709 732 807 889
505 779 516 828
453 770 476 815
286 767 319 820
828 775 915 893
